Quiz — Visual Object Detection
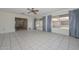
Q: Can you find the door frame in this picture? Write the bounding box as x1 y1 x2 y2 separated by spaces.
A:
15 17 28 31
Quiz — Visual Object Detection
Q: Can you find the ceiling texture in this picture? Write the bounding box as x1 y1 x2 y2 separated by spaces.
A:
0 8 76 17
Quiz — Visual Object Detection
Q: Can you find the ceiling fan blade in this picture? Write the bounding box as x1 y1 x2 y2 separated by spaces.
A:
28 12 31 14
35 10 39 12
32 8 34 10
27 8 31 10
33 12 37 14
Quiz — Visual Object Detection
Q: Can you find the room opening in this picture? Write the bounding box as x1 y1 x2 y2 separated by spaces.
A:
35 19 43 31
51 14 69 35
15 17 27 31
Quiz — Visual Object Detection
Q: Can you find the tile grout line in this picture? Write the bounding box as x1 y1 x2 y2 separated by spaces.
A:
9 34 12 50
55 37 65 49
67 37 70 50
15 33 23 50
0 34 5 50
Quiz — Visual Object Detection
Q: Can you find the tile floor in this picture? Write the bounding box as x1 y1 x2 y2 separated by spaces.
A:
0 31 79 50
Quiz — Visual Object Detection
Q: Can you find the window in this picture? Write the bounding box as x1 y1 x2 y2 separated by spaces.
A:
36 19 43 31
51 14 69 35
52 14 69 30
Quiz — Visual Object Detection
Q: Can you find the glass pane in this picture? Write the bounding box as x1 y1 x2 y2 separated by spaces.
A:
51 15 69 35
59 16 69 30
52 16 69 29
36 19 43 31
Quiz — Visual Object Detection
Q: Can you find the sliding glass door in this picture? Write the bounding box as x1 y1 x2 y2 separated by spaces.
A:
51 14 69 35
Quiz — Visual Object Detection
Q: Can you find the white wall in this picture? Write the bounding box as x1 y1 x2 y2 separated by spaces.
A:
0 11 34 33
27 16 35 30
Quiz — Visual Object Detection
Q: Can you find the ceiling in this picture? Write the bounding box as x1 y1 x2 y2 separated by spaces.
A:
0 8 76 17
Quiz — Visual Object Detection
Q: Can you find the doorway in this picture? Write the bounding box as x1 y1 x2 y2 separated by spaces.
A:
51 14 69 35
15 17 27 31
35 19 43 31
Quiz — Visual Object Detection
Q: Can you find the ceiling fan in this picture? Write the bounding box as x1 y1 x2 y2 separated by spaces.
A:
27 8 39 14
